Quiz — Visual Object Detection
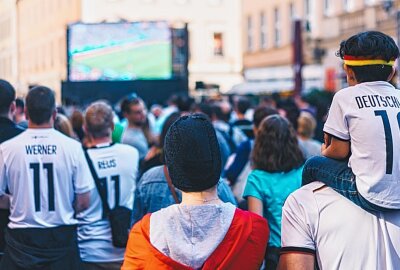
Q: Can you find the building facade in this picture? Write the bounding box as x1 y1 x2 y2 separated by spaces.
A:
80 0 243 94
0 0 18 87
240 0 399 95
17 0 81 100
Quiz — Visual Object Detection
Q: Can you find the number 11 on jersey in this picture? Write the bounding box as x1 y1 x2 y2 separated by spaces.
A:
29 163 55 212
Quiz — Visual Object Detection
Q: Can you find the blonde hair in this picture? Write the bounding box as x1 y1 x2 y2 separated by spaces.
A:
297 112 316 139
54 114 74 137
85 101 114 138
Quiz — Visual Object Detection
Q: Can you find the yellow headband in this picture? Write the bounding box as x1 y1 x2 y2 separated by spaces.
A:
344 59 395 66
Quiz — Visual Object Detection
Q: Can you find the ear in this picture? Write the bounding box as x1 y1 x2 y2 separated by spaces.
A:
24 107 29 120
52 110 57 122
387 66 396 82
9 101 16 115
343 64 357 86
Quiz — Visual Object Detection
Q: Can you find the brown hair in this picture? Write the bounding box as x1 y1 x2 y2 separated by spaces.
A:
252 115 304 173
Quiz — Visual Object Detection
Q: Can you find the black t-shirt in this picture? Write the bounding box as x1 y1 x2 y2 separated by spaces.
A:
0 116 24 254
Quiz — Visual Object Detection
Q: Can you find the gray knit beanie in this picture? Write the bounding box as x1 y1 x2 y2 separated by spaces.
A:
164 114 221 192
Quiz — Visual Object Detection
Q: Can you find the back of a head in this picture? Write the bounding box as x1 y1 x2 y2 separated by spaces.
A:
0 79 16 115
236 97 251 115
337 31 400 83
297 112 317 139
15 97 24 110
252 115 304 173
253 105 279 129
26 86 55 125
164 114 221 192
54 114 74 137
85 101 114 138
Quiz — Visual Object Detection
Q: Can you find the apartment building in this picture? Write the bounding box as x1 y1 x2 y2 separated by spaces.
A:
239 0 398 94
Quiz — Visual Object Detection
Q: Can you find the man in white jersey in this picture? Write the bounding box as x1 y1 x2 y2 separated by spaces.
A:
0 86 94 270
78 101 139 270
278 182 400 269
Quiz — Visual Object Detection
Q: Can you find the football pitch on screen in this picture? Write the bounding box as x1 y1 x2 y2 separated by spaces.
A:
72 42 172 79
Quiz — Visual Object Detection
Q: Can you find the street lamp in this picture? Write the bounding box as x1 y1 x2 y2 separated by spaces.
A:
382 0 400 84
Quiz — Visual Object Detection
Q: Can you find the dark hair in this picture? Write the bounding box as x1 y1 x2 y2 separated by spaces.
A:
0 79 16 115
235 97 251 114
253 105 278 128
337 31 399 83
26 86 55 125
252 115 304 173
120 93 144 114
15 98 24 110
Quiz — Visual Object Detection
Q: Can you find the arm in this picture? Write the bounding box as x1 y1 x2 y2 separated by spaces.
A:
278 253 315 270
74 190 91 213
321 133 350 160
247 196 263 217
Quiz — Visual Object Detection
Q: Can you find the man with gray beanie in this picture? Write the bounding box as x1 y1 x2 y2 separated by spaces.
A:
122 114 269 270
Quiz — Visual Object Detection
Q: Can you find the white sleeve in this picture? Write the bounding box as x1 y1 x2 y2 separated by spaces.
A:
0 148 6 196
280 189 318 254
73 147 95 194
323 92 350 140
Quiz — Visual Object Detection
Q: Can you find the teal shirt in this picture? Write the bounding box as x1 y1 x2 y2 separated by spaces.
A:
243 167 303 247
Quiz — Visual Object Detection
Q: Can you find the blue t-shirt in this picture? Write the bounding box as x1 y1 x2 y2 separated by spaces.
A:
243 168 303 247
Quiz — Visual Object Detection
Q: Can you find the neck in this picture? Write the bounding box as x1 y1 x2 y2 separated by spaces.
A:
181 188 222 206
87 137 112 147
28 122 52 129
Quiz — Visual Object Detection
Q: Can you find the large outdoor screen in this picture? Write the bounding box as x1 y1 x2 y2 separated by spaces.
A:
68 21 172 81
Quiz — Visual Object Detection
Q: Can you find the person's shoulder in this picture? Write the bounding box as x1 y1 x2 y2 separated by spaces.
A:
139 165 165 185
285 182 325 210
113 143 139 156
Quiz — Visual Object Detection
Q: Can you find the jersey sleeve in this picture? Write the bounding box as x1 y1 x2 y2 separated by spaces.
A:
242 171 263 201
73 147 95 194
280 188 318 254
323 92 350 140
0 148 7 196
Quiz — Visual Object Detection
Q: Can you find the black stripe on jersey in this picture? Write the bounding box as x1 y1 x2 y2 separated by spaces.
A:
280 246 316 255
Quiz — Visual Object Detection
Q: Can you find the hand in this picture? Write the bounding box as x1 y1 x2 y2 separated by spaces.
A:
324 133 332 147
321 143 327 153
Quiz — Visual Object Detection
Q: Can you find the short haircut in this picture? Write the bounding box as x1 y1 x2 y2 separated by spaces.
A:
337 31 399 83
297 112 317 138
85 101 114 138
26 86 55 125
252 115 304 173
120 94 145 114
253 105 278 128
0 79 16 115
15 97 24 110
236 97 251 114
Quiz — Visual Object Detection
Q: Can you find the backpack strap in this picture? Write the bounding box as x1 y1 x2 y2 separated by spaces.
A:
83 147 111 218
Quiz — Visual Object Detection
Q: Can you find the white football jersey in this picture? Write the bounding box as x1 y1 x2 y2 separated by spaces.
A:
281 182 400 269
0 128 94 229
324 81 400 208
77 142 139 263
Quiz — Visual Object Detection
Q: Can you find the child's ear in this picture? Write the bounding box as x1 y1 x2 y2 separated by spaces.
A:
387 66 396 82
343 64 357 86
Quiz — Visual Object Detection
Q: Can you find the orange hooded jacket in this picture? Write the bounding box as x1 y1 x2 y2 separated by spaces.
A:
122 208 269 270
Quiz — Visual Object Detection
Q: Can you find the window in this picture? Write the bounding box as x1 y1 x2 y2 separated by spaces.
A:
260 12 267 49
213 32 224 56
247 16 253 52
324 0 331 15
304 0 311 18
274 8 280 47
343 0 353 11
289 3 296 36
208 0 222 6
